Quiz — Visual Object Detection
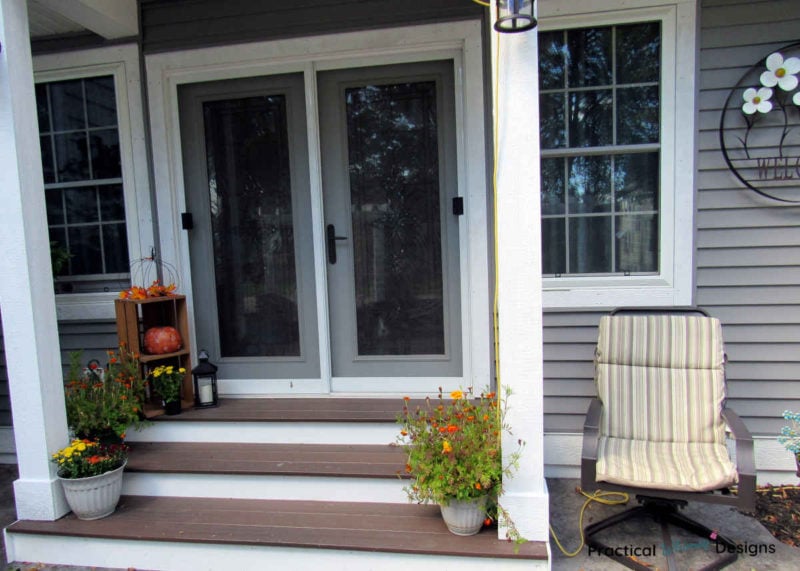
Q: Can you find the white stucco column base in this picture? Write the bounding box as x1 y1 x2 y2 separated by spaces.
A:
492 12 549 544
0 0 70 520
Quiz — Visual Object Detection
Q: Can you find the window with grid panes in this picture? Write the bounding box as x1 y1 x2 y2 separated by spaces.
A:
36 76 130 292
538 22 660 276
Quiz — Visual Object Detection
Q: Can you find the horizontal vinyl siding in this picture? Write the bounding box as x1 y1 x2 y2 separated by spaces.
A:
542 0 800 438
140 0 483 54
696 0 800 436
0 314 119 428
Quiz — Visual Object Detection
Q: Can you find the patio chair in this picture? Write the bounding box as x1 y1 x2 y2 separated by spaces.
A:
581 308 756 571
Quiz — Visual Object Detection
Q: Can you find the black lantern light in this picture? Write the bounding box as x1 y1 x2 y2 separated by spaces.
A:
494 0 537 34
192 349 218 408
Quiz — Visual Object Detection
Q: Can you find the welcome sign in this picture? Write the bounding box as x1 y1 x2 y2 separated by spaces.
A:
719 41 800 203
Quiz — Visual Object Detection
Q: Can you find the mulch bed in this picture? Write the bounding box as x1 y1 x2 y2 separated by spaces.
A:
754 485 800 548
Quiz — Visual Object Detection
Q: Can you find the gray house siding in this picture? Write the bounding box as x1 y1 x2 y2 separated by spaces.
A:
696 0 800 435
140 0 484 54
541 0 800 438
0 317 118 427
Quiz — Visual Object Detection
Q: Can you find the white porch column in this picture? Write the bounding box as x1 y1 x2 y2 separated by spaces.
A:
0 0 70 520
493 19 549 542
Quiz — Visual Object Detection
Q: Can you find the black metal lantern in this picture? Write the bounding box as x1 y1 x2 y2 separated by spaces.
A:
494 0 537 33
192 349 218 408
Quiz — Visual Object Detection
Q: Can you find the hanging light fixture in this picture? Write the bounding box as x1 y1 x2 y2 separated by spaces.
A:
494 0 537 33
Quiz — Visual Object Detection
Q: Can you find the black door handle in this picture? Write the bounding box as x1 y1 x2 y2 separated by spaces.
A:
326 224 347 264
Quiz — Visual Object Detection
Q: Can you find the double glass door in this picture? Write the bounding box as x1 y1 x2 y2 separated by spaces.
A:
179 61 461 386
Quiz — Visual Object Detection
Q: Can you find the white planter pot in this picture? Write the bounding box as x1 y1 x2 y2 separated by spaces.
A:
439 495 488 536
58 461 126 520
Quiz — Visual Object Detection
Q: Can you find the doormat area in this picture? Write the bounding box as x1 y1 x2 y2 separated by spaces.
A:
755 485 800 548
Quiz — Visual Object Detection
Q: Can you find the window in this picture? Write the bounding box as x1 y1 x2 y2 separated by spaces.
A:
537 2 696 308
36 76 129 293
539 23 660 276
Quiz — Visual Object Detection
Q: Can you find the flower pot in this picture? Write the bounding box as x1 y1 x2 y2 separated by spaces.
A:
58 461 126 520
164 399 181 415
439 495 488 536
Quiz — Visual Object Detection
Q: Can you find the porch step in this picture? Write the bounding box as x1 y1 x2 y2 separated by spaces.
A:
122 442 410 502
5 496 549 570
126 397 415 445
127 442 407 478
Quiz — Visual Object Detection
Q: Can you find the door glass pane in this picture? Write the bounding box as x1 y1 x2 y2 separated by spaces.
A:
344 81 445 356
203 96 300 358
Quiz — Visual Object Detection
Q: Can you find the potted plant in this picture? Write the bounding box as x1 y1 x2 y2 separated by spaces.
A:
778 410 800 477
397 387 524 537
149 364 186 415
51 438 128 520
64 345 148 443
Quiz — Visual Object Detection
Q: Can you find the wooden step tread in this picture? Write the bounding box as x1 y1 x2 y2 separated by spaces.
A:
127 442 409 478
8 496 547 560
158 397 425 423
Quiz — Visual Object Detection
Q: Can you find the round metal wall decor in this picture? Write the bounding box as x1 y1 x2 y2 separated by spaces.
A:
719 41 800 203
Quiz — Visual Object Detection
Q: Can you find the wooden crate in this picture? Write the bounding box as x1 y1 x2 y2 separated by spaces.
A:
114 295 194 417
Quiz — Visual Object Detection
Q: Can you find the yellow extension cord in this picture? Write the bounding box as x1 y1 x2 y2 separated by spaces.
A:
549 488 631 556
475 0 631 555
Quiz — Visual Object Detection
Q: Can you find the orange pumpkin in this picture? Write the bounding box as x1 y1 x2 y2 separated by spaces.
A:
143 326 182 354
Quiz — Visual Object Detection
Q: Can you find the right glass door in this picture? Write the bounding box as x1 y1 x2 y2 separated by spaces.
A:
318 61 463 380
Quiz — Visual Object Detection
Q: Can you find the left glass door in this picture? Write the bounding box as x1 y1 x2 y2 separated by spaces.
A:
178 74 320 380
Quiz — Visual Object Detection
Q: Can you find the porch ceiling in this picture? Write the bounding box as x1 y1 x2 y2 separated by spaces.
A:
27 0 138 40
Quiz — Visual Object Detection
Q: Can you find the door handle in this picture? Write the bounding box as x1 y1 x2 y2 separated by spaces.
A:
326 224 347 264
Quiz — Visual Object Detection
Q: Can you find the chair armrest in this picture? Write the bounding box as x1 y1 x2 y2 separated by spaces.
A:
721 407 756 514
581 398 602 492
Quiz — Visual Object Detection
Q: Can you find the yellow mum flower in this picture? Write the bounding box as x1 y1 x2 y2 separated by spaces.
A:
450 390 463 400
442 440 453 454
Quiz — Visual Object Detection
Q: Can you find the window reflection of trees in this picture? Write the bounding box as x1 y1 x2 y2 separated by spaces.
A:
539 22 661 276
345 81 445 355
203 96 300 358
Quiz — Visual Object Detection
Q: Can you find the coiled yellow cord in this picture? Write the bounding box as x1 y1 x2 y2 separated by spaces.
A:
549 488 630 556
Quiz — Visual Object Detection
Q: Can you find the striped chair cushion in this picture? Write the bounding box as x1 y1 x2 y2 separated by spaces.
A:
596 437 737 492
594 314 736 491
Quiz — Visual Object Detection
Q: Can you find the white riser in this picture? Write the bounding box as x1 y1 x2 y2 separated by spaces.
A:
126 421 399 445
5 533 549 571
123 472 409 503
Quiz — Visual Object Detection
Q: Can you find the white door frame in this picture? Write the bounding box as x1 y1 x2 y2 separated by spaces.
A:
146 21 490 397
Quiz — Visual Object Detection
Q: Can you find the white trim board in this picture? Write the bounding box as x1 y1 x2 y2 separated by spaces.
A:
145 21 490 395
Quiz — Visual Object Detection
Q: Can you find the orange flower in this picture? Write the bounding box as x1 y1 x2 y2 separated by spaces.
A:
485 392 496 399
475 482 482 490
450 390 464 400
484 517 492 526
400 430 408 436
439 427 446 433
403 396 410 402
447 425 458 433
405 464 412 473
467 415 475 421
110 357 117 364
483 414 489 421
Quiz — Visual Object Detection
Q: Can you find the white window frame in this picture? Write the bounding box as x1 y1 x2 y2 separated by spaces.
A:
539 0 697 309
34 44 154 320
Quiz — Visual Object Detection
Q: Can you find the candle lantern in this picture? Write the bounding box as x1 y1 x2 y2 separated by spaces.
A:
494 0 537 34
192 349 218 408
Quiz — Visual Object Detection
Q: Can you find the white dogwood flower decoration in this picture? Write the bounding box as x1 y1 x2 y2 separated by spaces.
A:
742 87 773 114
760 52 800 91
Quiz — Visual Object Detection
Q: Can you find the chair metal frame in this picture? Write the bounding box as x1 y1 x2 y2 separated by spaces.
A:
580 307 756 571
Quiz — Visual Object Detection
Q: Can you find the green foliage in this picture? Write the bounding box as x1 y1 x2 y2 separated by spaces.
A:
150 364 185 403
50 240 70 276
64 346 148 440
397 387 523 505
51 438 127 479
